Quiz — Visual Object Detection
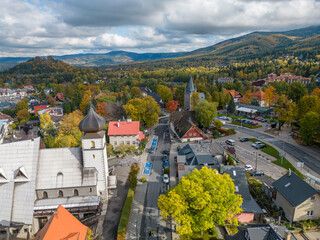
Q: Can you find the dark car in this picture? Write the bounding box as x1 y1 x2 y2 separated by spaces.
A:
250 170 264 176
163 161 169 168
247 116 254 120
162 150 170 155
149 146 155 154
162 155 168 161
262 119 268 122
240 137 249 142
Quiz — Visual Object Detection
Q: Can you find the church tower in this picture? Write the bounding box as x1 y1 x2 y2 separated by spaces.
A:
184 76 197 111
79 105 108 195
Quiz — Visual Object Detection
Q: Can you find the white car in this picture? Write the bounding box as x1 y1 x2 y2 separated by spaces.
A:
163 174 169 184
251 142 262 148
244 165 253 171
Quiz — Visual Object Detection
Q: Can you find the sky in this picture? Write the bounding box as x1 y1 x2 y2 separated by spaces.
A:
1 0 320 57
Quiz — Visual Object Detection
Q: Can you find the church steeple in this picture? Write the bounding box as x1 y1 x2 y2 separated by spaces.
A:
185 76 196 93
79 104 105 133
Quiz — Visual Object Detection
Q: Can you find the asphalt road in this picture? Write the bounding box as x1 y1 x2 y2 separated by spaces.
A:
140 117 172 239
225 124 320 175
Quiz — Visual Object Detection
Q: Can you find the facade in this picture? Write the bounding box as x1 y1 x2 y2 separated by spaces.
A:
0 105 112 239
0 119 9 143
184 76 197 111
217 77 234 84
251 90 265 107
225 90 243 103
272 171 320 222
267 73 311 85
107 120 144 149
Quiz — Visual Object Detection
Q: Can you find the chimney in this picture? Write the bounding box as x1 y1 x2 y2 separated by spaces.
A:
117 121 120 127
284 230 291 240
288 168 292 176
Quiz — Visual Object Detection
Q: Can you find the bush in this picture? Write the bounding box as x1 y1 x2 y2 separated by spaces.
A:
140 138 148 150
212 130 219 138
164 167 170 175
214 119 223 129
231 121 262 129
117 188 135 240
128 163 140 189
141 177 147 183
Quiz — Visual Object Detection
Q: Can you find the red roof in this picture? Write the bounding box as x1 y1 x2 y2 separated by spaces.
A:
55 93 64 101
225 90 243 98
35 205 88 240
108 121 140 136
34 105 49 114
251 90 265 101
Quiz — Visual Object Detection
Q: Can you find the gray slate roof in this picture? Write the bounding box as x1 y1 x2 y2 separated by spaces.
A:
0 138 41 226
226 224 284 240
185 76 196 93
79 105 105 133
178 144 217 166
272 171 317 207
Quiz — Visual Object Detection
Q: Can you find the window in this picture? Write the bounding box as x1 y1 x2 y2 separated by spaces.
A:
127 141 130 145
132 141 136 145
58 190 63 197
235 186 239 192
89 187 92 192
189 133 192 136
193 133 196 136
90 141 95 148
307 210 314 216
73 189 79 196
92 154 95 159
311 195 316 201
121 141 124 145
42 191 48 199
56 172 63 188
114 141 117 146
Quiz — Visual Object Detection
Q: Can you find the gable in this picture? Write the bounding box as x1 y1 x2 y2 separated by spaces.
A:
182 126 202 139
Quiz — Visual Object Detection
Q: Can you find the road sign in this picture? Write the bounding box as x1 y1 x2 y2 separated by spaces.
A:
296 162 304 168
279 151 286 157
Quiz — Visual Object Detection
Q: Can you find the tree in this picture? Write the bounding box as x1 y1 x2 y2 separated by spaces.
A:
16 110 30 124
300 111 320 145
297 95 320 120
227 95 235 114
47 95 55 106
166 100 178 112
16 99 29 112
264 86 276 107
130 87 142 98
124 96 160 127
40 112 57 136
158 167 242 238
194 100 217 128
214 119 223 129
274 96 296 130
191 92 200 109
311 88 320 98
175 85 185 107
80 93 91 114
287 82 307 103
96 102 107 117
157 85 173 103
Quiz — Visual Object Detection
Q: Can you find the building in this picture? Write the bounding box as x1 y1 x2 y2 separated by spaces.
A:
0 119 9 144
107 120 145 149
251 90 265 107
171 111 204 142
184 76 197 111
235 102 273 116
272 171 320 222
217 77 234 84
38 107 64 125
54 93 64 102
225 90 243 103
34 105 50 114
251 79 268 87
0 105 113 239
35 205 89 240
267 73 311 85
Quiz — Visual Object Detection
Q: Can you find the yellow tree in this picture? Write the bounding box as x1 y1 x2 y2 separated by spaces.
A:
242 90 252 104
191 92 200 109
40 112 56 136
158 167 242 238
80 92 91 114
311 88 320 98
274 95 296 130
16 110 30 124
264 86 276 107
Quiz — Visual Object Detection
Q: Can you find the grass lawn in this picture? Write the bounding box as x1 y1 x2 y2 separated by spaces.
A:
117 188 135 240
249 138 304 178
231 121 262 129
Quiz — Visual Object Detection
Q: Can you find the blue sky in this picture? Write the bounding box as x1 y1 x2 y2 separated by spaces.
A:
1 0 320 57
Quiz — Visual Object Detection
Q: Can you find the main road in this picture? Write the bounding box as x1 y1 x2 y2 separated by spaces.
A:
225 124 320 175
140 117 172 239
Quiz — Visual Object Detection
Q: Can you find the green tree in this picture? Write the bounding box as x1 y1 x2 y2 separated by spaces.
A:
274 95 296 130
130 87 142 99
195 100 217 128
300 111 320 145
227 95 236 114
297 95 320 120
174 85 185 107
158 167 242 238
287 82 307 103
157 85 173 103
16 99 29 112
191 92 200 109
16 110 30 124
214 119 223 129
124 96 160 127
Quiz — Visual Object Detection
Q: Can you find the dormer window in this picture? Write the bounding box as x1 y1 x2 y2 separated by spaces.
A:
14 166 30 182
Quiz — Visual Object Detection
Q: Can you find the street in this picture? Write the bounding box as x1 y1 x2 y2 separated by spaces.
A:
140 117 172 239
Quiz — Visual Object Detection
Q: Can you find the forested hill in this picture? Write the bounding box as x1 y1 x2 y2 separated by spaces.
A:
0 57 98 86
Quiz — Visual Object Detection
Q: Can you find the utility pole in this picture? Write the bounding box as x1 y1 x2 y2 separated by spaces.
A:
255 152 258 170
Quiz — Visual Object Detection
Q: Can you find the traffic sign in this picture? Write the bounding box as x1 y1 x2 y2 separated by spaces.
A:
280 151 286 157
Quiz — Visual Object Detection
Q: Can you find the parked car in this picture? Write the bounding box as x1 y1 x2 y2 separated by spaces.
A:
240 137 249 142
163 174 169 184
254 117 260 120
162 155 168 161
149 147 155 154
162 150 170 155
226 117 232 121
252 142 266 149
244 165 253 171
250 170 265 176
251 122 259 126
261 119 268 122
163 161 169 168
225 139 236 146
252 142 262 148
247 116 254 120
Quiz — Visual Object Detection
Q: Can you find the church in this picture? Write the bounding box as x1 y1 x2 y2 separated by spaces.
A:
184 76 205 111
0 105 113 239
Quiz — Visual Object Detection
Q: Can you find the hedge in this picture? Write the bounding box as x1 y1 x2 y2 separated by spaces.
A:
248 138 304 178
117 188 135 240
231 121 262 129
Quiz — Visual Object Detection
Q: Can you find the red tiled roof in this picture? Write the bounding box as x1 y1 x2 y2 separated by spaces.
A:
251 90 265 101
108 121 140 136
225 90 243 98
34 105 49 114
0 112 13 122
34 205 88 240
55 93 64 101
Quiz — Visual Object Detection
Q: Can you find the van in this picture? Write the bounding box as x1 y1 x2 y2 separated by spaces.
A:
225 139 236 146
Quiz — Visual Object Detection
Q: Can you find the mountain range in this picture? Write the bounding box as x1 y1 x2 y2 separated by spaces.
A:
0 25 320 70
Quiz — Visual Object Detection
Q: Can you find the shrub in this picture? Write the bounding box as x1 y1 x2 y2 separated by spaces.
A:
214 119 223 129
140 138 148 150
164 167 170 175
117 188 135 240
212 129 219 138
128 163 140 189
141 177 147 183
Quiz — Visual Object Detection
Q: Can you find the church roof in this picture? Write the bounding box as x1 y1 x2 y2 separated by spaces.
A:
79 105 105 133
185 76 196 92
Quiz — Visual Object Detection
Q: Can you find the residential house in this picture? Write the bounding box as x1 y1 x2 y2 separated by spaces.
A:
0 112 13 123
217 77 234 84
107 120 145 149
225 90 243 103
34 205 89 240
171 111 203 142
267 73 311 85
54 93 64 102
34 105 50 114
38 107 64 125
272 171 320 222
252 79 268 87
251 90 265 107
226 224 295 240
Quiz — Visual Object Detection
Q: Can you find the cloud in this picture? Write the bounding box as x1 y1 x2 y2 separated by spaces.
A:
0 0 320 57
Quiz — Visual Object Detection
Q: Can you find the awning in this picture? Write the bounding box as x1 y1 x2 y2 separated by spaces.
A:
236 107 257 113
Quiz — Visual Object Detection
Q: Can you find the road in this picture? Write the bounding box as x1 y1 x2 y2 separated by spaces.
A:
225 124 320 175
140 117 172 239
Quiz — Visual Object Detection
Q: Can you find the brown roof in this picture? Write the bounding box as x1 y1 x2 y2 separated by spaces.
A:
225 90 243 98
251 90 265 101
0 112 13 122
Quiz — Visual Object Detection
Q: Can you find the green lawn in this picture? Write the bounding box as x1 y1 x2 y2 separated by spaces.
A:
249 138 304 178
117 188 135 240
231 121 262 129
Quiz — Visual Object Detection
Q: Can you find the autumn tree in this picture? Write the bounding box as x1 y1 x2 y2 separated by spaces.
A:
166 100 178 112
195 100 217 128
80 92 91 114
191 92 200 109
264 86 276 107
297 95 320 120
158 167 242 238
16 109 30 124
96 102 107 117
311 88 320 98
130 87 142 99
242 90 252 104
16 98 29 112
274 95 296 130
214 119 223 129
174 85 185 106
157 85 173 103
40 112 57 136
300 112 320 145
124 96 160 127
